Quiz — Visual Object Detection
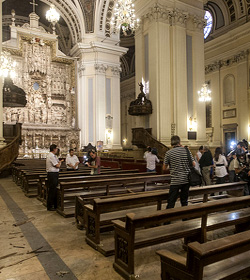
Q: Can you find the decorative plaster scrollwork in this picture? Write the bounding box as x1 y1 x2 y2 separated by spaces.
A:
205 50 249 74
78 62 85 77
143 3 172 24
94 63 108 74
111 66 122 76
193 16 206 31
172 9 188 26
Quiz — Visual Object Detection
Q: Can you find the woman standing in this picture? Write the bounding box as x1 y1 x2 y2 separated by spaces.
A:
214 147 228 184
194 146 203 172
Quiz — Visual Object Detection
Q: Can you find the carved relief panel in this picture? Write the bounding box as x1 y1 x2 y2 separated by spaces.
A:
4 37 79 154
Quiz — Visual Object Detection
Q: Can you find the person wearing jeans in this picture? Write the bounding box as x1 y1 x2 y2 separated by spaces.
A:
163 136 195 209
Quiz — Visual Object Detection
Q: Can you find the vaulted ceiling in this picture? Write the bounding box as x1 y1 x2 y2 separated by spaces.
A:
204 0 250 40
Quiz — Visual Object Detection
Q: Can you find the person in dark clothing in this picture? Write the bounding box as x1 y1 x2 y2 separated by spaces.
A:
46 144 64 211
199 146 213 186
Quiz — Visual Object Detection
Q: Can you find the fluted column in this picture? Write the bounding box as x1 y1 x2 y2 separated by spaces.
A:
0 1 5 147
172 10 189 143
192 16 207 144
111 67 122 149
71 42 127 149
95 64 107 144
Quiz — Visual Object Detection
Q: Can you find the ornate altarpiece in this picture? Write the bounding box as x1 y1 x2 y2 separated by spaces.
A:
3 12 79 155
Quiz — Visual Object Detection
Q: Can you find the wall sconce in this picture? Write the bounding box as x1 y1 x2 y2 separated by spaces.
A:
123 138 127 145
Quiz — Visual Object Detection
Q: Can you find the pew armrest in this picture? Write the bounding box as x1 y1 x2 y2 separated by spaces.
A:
113 220 126 230
156 250 187 271
84 204 94 212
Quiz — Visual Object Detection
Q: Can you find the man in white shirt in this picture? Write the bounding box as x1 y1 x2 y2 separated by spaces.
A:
46 144 63 211
66 149 80 171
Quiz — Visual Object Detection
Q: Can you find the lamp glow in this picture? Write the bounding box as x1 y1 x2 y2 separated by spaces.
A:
198 84 211 102
110 0 140 35
46 4 60 34
0 51 17 79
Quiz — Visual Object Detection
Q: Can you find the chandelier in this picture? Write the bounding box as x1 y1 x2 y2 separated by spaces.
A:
198 83 211 102
46 4 60 34
111 0 140 35
0 51 16 79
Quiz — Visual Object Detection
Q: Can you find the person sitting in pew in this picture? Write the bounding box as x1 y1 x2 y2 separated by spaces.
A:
66 149 80 171
87 150 101 175
163 135 195 209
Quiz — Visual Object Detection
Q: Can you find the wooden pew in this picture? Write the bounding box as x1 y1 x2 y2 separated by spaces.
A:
157 230 250 280
83 182 245 256
37 169 140 204
21 168 121 196
58 174 170 217
113 193 250 280
22 168 125 197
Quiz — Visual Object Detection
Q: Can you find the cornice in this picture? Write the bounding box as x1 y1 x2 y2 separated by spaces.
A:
205 50 249 75
71 41 128 57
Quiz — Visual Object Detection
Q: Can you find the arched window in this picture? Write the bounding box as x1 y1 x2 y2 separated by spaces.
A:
204 10 213 39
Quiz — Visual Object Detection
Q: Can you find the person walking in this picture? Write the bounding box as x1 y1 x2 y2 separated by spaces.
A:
46 144 63 211
163 135 195 209
199 146 213 186
145 148 159 172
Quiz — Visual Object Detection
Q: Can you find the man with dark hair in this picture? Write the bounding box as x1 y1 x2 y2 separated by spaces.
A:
46 144 64 211
163 135 195 209
66 149 80 171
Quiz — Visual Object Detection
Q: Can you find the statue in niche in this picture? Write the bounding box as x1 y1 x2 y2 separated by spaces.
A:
128 82 153 116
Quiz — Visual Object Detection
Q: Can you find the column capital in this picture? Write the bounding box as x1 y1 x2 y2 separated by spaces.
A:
172 9 189 27
78 62 85 77
193 15 206 32
110 66 122 76
143 3 172 24
94 63 108 74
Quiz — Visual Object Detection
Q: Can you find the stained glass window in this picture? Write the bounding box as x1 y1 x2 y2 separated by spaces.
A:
204 11 213 39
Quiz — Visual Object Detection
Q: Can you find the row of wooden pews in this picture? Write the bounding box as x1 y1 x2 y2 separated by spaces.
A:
75 180 250 279
12 158 250 279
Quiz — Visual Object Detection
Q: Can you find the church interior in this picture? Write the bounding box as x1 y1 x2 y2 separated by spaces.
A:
1 0 250 279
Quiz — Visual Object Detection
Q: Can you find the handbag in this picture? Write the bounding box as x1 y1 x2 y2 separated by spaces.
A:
185 147 202 186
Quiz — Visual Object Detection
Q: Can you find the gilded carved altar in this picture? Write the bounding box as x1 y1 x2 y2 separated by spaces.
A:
3 15 79 155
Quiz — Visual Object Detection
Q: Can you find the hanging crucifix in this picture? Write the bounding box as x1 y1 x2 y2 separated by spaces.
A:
30 0 38 13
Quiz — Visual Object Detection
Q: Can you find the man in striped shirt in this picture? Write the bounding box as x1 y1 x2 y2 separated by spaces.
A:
163 135 195 209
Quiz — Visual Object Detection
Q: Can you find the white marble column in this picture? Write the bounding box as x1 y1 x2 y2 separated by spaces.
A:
192 17 207 144
77 61 86 147
172 12 188 143
0 1 5 147
111 67 122 149
95 64 107 144
71 42 127 149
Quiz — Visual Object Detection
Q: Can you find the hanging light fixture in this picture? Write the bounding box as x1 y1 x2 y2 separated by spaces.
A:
198 83 212 102
111 0 140 35
46 4 60 34
0 51 16 79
